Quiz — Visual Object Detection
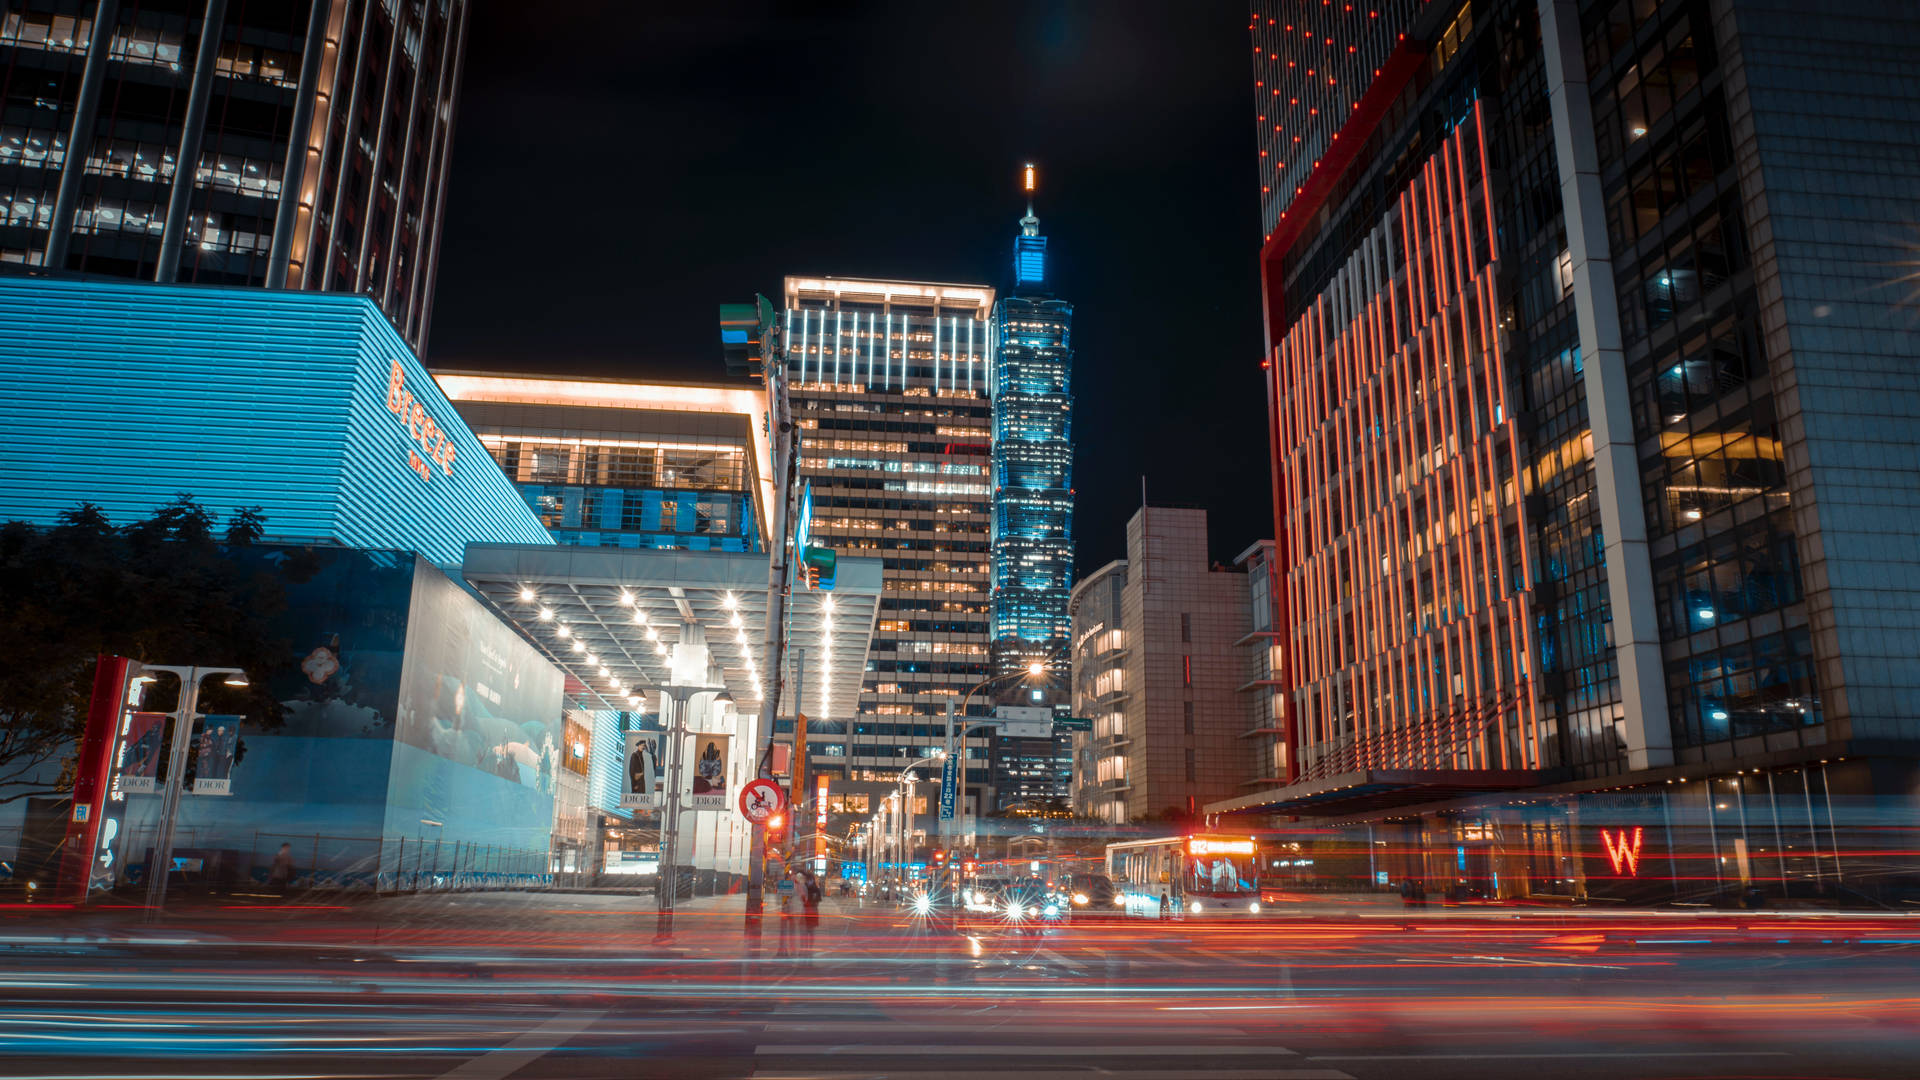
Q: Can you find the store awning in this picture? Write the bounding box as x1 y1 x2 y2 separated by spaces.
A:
461 543 881 718
1206 768 1559 818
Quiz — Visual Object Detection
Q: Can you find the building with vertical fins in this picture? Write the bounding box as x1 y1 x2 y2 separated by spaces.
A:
782 275 1000 789
0 0 469 354
989 163 1075 702
1216 0 1920 907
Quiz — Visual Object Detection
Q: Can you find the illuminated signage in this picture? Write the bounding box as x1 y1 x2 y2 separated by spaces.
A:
1188 837 1256 856
1600 827 1644 876
386 361 458 482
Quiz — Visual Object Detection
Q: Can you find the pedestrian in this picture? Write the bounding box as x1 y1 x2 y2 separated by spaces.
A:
1159 890 1172 921
267 843 294 895
801 868 823 952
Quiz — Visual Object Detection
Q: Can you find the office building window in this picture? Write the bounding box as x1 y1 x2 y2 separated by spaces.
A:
1183 701 1194 735
1180 613 1191 642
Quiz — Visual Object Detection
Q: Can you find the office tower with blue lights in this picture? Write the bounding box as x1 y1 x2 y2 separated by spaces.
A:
989 165 1075 702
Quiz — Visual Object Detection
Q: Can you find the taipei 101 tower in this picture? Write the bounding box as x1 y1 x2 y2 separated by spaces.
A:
989 164 1075 703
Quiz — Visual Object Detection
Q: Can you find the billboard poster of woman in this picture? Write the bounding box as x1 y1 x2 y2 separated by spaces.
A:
690 733 730 811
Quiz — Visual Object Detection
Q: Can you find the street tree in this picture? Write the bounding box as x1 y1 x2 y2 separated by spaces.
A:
0 498 288 806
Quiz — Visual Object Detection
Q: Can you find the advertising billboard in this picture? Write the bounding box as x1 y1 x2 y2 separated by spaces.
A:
689 732 731 811
120 712 167 794
395 560 565 795
191 716 241 795
622 731 661 809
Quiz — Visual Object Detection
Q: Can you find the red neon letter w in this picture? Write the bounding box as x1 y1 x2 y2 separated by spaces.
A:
1601 827 1644 876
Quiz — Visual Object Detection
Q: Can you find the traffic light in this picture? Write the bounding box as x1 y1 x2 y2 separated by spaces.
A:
800 544 836 591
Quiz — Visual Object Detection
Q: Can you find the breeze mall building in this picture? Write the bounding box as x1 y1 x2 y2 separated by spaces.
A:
0 275 878 890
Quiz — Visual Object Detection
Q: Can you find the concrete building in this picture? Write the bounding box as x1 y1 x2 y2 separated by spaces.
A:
1226 0 1920 905
435 372 772 555
782 275 1000 783
1069 507 1252 823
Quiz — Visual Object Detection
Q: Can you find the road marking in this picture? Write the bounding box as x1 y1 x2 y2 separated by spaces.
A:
751 1073 1348 1080
1035 949 1085 972
1309 1051 1792 1060
433 1009 602 1079
755 1045 1297 1056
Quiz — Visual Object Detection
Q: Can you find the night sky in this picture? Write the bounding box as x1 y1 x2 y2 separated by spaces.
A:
428 2 1269 572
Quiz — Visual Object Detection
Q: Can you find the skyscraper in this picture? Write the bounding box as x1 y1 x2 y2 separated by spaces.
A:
1222 0 1920 905
784 275 998 782
989 164 1075 700
0 0 469 354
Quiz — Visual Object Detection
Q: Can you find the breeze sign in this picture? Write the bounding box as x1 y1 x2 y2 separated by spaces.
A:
385 361 458 482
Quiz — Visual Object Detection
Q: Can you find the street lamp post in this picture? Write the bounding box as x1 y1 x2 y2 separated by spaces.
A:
654 681 732 941
942 660 1052 857
140 665 247 920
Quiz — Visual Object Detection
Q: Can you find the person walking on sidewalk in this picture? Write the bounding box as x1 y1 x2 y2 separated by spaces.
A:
774 867 800 958
800 868 823 955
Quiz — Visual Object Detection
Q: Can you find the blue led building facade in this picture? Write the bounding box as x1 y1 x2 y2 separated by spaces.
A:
0 277 553 565
989 173 1075 694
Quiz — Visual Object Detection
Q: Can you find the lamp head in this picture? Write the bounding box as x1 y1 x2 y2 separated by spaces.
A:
223 672 250 688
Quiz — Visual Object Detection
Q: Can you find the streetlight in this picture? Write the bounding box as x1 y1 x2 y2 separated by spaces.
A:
653 674 731 941
942 657 1059 857
138 664 247 920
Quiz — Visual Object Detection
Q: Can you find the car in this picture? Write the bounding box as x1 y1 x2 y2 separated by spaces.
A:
1064 872 1120 916
965 876 1013 912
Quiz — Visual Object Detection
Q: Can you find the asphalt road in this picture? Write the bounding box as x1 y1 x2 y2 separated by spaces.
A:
2 891 1917 1079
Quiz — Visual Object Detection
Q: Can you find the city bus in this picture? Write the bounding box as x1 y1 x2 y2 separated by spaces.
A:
1106 834 1266 918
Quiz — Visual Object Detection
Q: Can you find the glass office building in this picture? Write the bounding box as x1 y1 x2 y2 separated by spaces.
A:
435 372 771 555
0 0 469 353
989 176 1075 699
784 275 998 783
1220 0 1920 906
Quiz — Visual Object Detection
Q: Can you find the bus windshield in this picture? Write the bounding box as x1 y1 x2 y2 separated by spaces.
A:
1185 839 1259 896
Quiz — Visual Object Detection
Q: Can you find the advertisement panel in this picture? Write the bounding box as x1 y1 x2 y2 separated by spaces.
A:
621 731 661 809
120 712 168 794
191 715 241 795
689 732 731 811
394 560 565 795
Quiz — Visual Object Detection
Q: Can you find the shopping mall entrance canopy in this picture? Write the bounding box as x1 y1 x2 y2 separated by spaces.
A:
1207 768 1560 819
462 543 881 718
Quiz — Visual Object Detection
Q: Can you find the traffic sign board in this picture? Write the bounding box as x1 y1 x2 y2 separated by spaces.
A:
739 778 786 823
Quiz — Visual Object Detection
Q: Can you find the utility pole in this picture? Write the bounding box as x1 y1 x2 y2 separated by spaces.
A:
143 665 246 921
743 297 795 925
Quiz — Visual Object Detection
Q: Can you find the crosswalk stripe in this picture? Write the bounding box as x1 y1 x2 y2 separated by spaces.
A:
750 1071 1352 1080
754 1044 1298 1056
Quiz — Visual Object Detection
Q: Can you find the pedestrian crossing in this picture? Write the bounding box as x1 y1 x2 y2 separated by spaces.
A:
746 1020 1353 1080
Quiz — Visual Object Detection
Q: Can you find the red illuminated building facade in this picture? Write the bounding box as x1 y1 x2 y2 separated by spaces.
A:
1218 0 1920 906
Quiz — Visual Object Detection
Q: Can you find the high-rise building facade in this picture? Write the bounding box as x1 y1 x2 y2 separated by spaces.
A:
784 275 999 781
1 0 468 353
435 372 771 555
989 166 1075 698
1069 507 1252 824
1225 0 1920 904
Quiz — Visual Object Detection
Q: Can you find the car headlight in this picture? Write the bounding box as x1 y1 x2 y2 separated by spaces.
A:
1043 904 1060 918
1072 893 1089 905
1190 900 1203 914
1113 894 1127 906
1007 902 1025 918
912 894 932 915
1248 901 1261 914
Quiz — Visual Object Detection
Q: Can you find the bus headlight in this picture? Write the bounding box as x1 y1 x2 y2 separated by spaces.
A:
1248 901 1261 914
1113 894 1127 907
1072 893 1089 905
1190 900 1204 914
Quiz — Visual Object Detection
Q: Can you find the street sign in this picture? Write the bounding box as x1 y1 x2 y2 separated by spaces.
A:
739 777 786 824
939 754 958 820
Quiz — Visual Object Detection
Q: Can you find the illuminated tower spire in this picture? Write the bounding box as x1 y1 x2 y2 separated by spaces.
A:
1021 162 1040 237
